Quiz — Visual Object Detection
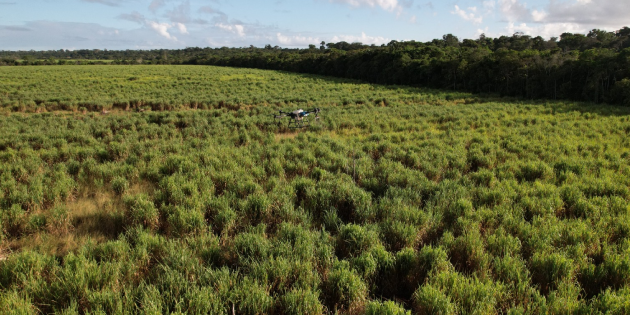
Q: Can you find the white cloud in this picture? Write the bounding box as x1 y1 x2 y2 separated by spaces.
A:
216 23 245 37
543 0 629 27
498 0 530 22
148 21 176 40
0 20 184 50
175 23 188 34
330 32 389 45
452 5 483 24
503 22 585 39
276 33 320 46
531 9 546 22
494 0 628 30
476 27 490 37
329 0 400 12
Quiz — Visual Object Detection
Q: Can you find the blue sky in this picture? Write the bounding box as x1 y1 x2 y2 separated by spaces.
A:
0 0 627 50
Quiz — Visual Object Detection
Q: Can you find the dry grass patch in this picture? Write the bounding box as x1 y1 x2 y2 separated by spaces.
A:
3 192 126 257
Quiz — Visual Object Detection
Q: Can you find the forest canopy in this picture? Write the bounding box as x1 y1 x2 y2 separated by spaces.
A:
2 27 630 105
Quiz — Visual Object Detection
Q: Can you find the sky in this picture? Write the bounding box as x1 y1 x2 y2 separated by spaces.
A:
0 0 628 50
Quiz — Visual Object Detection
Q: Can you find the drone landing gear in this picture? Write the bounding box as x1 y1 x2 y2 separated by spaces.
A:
288 117 309 129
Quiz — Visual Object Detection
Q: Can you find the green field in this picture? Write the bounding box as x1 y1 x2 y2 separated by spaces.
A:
0 65 472 113
1 65 630 314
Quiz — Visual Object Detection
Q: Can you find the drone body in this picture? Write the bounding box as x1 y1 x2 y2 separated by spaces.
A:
274 108 321 128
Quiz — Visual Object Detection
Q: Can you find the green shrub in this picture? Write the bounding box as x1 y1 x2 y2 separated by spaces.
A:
48 204 72 235
350 251 378 282
136 283 164 314
365 300 410 315
123 194 159 231
304 174 373 223
2 204 26 237
336 223 379 258
447 229 490 274
323 261 368 312
492 254 530 286
486 228 522 257
280 288 323 315
244 193 270 225
379 219 417 251
0 291 37 315
516 161 552 182
235 277 273 315
185 286 224 315
530 252 574 295
233 231 270 262
590 287 630 315
111 176 129 195
412 284 455 315
162 205 205 236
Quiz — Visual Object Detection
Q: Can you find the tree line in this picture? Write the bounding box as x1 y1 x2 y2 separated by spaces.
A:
2 27 630 105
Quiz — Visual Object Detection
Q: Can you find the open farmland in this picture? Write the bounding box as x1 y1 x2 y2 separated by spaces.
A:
0 65 472 113
1 65 630 314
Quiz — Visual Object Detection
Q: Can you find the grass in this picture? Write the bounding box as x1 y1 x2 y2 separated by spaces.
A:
0 65 629 313
0 65 477 113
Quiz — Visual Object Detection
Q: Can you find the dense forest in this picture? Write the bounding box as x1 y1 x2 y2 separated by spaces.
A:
1 27 630 106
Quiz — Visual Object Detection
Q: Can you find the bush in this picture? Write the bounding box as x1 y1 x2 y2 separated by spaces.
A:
304 174 373 223
48 204 72 235
162 205 205 236
530 252 574 295
447 229 490 274
323 261 368 312
2 204 26 237
235 277 273 315
516 161 552 182
244 193 270 225
123 193 159 231
280 288 323 315
336 224 380 258
412 284 455 315
365 300 410 315
233 231 270 262
0 291 37 315
379 219 417 251
111 176 129 195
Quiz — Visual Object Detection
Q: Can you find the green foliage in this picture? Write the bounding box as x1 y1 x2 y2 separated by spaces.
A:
412 284 456 315
280 288 323 315
111 176 129 195
365 300 411 315
0 65 629 313
323 261 368 312
0 291 37 315
530 252 575 295
123 194 159 231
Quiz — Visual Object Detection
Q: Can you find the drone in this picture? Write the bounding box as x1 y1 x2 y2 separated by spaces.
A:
273 108 321 128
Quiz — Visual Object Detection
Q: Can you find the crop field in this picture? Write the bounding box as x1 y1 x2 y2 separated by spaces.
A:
0 65 471 113
1 65 630 314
